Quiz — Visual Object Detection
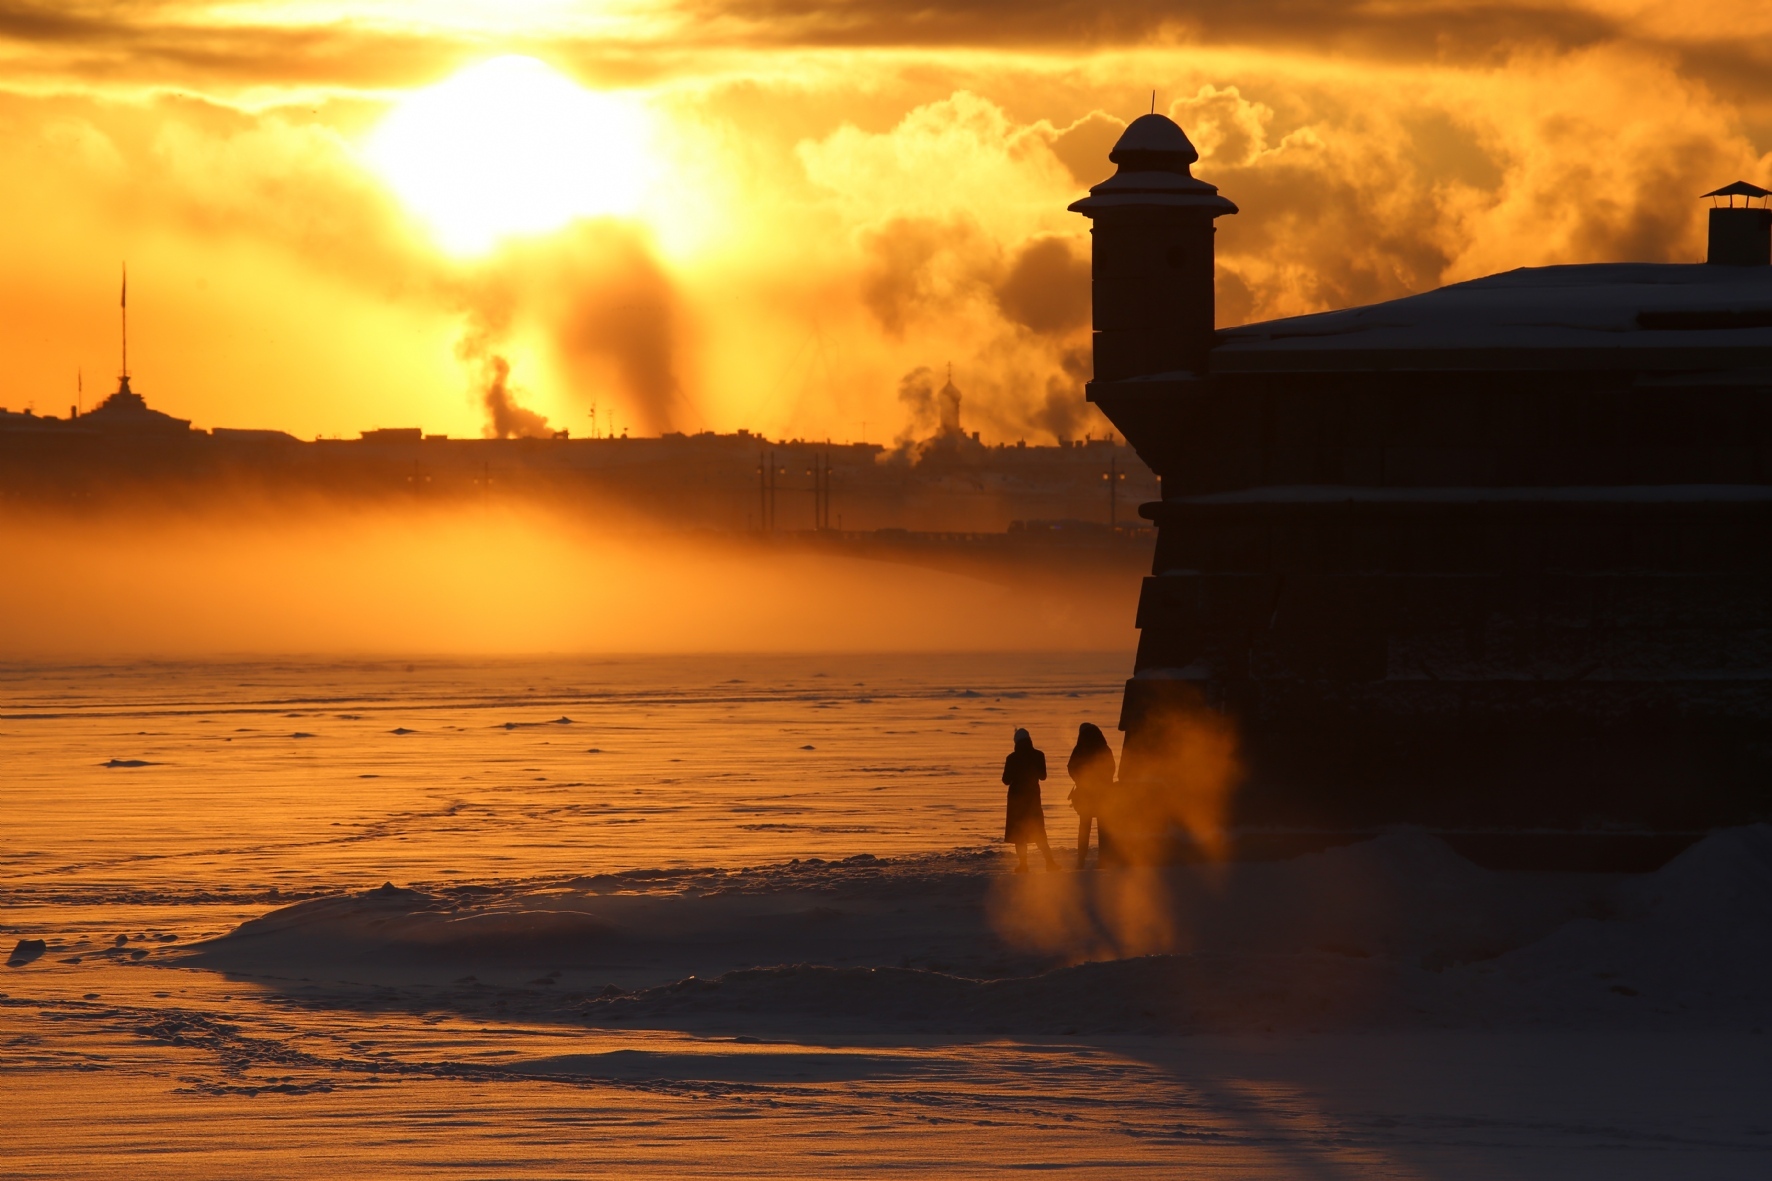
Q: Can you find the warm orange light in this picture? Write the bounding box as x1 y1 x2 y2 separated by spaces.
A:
365 55 652 255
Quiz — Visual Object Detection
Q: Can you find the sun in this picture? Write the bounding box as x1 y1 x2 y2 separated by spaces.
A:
367 55 652 255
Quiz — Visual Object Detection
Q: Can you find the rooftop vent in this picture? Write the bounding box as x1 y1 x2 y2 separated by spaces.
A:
1703 181 1771 266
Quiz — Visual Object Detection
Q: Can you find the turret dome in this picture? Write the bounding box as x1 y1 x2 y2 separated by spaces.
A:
1108 113 1200 173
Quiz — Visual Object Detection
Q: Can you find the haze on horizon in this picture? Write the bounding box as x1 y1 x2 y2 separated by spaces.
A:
2 0 1769 445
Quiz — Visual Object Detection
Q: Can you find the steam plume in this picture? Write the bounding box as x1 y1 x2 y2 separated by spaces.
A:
989 692 1245 963
479 354 552 440
894 365 937 444
1111 689 1244 864
552 224 690 436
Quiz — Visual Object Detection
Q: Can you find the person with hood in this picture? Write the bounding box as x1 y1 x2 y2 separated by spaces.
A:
1002 728 1058 872
1066 722 1116 870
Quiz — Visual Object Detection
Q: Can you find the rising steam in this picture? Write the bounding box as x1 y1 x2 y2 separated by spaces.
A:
988 692 1245 963
894 365 937 446
550 223 690 436
1110 688 1244 864
479 354 553 439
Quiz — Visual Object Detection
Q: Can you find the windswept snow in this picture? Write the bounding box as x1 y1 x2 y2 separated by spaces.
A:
178 827 1772 1035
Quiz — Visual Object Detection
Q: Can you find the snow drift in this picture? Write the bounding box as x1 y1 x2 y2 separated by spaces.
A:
177 828 1772 1033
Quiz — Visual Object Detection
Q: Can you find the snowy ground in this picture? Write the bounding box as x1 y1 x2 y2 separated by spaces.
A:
5 655 1771 1177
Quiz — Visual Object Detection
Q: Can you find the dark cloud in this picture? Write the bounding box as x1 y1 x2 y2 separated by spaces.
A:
0 1 466 88
666 0 1772 135
1032 374 1085 442
1564 132 1737 263
679 0 1625 59
1216 266 1255 330
1027 346 1093 442
1215 153 1457 317
856 214 1098 441
994 235 1089 335
1050 111 1125 185
4 1 1771 144
860 216 988 336
860 219 1090 339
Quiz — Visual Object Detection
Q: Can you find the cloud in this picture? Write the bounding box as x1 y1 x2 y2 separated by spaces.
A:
0 1 467 90
4 6 1772 450
797 93 1108 441
1179 45 1769 321
994 234 1089 335
858 216 992 337
674 0 1636 62
1049 111 1124 185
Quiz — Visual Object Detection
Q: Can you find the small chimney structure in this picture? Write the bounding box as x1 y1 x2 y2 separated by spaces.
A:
1068 114 1237 379
1703 181 1771 266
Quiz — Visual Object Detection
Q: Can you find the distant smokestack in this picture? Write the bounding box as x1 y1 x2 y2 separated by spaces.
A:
1703 181 1771 266
1068 114 1237 380
480 355 552 439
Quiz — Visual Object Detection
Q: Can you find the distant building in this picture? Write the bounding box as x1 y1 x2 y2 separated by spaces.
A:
1075 115 1772 865
936 366 964 439
1 368 1157 535
80 376 193 435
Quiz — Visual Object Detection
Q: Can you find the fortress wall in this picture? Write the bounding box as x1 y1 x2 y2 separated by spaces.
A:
1108 372 1772 495
1118 492 1772 835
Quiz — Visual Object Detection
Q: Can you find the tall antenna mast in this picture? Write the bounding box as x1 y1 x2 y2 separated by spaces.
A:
119 263 128 380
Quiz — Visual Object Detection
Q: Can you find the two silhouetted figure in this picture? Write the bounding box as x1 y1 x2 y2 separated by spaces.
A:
1001 723 1119 871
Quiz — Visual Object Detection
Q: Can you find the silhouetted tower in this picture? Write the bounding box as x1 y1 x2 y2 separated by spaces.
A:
1068 114 1237 379
937 363 963 437
1703 181 1771 266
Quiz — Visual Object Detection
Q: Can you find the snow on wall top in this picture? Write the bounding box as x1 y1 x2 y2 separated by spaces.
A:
1211 262 1772 373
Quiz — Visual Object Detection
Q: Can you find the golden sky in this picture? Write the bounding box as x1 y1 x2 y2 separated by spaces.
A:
1 0 1768 442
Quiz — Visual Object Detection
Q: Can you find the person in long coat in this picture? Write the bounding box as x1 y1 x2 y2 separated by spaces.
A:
1002 728 1058 872
1066 722 1116 870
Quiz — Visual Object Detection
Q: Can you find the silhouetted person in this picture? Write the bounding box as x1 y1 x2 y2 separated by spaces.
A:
1002 727 1058 872
1066 722 1116 870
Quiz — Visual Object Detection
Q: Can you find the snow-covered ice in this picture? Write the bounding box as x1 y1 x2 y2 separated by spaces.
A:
5 656 1771 1178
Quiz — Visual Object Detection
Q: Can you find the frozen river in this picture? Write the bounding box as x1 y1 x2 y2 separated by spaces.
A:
4 654 1770 1178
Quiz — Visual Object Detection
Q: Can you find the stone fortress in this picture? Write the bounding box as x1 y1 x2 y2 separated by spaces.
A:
1075 114 1772 867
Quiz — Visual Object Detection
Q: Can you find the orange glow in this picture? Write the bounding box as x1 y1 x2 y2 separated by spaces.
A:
366 56 654 256
0 7 1767 445
0 501 1140 656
